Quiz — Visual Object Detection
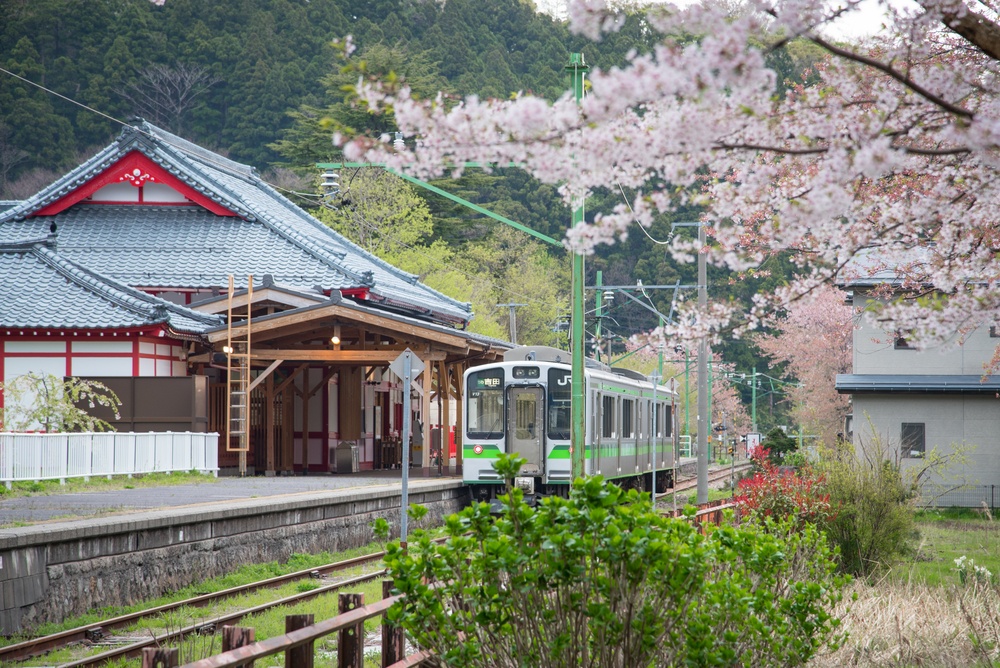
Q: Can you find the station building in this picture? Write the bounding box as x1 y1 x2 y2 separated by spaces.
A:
0 120 509 474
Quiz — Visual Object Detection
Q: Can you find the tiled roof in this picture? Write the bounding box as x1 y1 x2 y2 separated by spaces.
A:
0 237 223 333
836 246 934 287
0 121 472 326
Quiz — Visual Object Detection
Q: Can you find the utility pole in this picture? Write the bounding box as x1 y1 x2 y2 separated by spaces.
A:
497 303 526 345
751 366 757 432
568 52 589 482
697 222 709 504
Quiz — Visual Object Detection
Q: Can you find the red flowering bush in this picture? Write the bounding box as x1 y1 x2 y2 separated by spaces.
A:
735 451 836 530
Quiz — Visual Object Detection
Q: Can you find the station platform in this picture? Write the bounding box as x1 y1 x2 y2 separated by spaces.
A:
0 468 460 526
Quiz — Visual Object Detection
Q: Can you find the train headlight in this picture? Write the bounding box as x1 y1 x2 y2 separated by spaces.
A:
473 444 484 455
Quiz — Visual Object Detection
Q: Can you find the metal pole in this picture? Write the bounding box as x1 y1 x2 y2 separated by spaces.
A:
751 366 757 432
697 222 709 504
400 352 413 547
568 53 589 482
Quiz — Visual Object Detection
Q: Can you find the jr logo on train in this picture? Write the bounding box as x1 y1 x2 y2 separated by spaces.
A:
463 345 678 503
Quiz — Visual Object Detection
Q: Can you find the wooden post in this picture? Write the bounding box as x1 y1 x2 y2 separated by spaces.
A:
441 362 452 473
421 356 432 472
285 614 315 668
302 366 310 474
455 362 465 472
141 648 178 668
222 626 256 668
381 581 405 667
338 593 365 668
266 373 275 474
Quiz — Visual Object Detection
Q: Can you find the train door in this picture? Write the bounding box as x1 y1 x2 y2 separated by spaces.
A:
508 386 544 475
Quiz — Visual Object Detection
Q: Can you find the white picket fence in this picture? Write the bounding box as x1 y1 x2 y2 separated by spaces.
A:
0 432 219 488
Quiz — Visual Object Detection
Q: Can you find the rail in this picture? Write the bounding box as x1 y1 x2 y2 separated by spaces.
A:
0 431 219 487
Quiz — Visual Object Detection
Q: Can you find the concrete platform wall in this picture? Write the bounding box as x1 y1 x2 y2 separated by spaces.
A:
0 481 468 634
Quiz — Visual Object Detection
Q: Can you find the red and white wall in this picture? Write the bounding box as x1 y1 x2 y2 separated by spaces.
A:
1 330 189 383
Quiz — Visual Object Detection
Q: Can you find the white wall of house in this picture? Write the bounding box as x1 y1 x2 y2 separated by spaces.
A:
853 293 998 375
853 393 1000 502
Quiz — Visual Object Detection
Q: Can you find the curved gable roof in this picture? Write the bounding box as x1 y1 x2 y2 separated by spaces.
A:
0 121 472 327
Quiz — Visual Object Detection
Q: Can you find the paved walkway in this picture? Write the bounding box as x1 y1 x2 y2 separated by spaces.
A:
0 470 459 525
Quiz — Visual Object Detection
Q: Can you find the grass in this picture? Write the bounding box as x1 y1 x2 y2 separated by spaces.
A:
891 506 1000 587
806 506 1000 667
0 470 218 499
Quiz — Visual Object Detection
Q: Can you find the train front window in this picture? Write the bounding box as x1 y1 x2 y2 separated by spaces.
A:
547 368 571 440
467 369 504 439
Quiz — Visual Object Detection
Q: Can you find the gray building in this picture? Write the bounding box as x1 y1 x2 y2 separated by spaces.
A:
837 267 1000 507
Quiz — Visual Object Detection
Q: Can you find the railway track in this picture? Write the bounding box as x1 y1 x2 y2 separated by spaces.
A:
0 549 394 666
672 462 753 496
2 469 751 667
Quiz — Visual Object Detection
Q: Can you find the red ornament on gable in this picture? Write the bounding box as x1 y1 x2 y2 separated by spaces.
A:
32 151 237 217
119 167 156 187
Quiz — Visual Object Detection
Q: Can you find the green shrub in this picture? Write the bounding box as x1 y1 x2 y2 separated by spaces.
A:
815 438 917 578
384 455 847 668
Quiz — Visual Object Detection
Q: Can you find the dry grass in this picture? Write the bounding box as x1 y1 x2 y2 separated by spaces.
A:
808 578 1000 667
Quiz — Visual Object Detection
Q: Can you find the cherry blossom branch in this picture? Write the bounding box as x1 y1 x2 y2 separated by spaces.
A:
809 35 976 119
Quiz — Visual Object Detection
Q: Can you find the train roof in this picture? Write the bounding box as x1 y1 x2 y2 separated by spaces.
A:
499 345 676 388
503 345 610 371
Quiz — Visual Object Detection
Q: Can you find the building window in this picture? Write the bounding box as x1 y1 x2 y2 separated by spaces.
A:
894 331 913 349
901 423 925 458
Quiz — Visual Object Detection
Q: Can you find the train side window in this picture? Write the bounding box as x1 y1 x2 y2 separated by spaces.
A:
622 399 634 438
601 394 615 438
547 368 571 440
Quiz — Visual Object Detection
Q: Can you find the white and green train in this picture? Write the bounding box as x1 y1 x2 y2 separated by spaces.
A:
463 345 677 502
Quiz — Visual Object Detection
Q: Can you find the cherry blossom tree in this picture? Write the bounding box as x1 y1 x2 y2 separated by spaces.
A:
756 283 853 445
343 0 1000 354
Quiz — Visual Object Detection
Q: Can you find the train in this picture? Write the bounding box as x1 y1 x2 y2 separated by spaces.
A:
462 345 678 503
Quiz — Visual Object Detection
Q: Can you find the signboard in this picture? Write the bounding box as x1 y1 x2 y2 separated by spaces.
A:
389 349 425 382
745 432 762 456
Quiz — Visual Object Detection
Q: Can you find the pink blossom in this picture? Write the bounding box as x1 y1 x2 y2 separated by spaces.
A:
349 0 1000 350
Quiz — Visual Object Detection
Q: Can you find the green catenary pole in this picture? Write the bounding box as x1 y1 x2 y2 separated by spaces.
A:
568 53 589 482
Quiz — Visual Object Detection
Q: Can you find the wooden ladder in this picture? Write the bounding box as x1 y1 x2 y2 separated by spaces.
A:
225 275 253 475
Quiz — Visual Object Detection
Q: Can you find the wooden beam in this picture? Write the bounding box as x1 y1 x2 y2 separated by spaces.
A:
275 364 309 396
248 359 284 393
307 366 337 399
205 303 473 350
251 349 448 363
